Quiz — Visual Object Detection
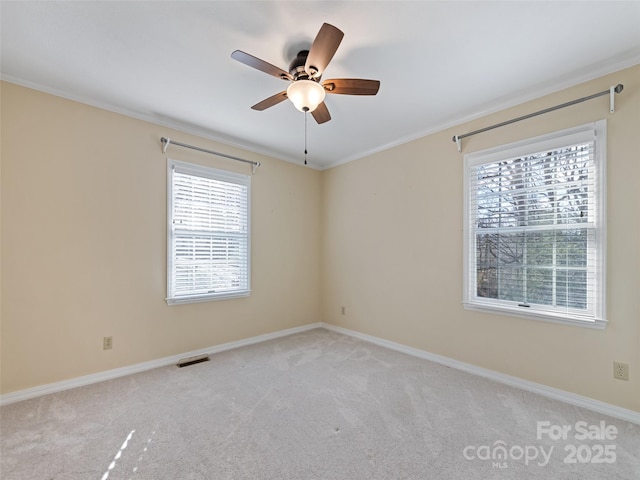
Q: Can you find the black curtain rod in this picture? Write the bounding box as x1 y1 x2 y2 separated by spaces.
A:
452 84 623 152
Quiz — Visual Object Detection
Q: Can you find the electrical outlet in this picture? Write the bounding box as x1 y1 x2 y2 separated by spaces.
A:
613 361 628 381
341 306 346 315
103 336 113 350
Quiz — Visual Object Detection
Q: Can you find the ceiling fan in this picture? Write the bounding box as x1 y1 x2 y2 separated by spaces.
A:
231 23 380 124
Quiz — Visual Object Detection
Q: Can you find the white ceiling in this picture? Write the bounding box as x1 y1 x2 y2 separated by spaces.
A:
2 1 640 169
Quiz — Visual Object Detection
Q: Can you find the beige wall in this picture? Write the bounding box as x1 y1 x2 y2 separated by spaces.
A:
2 65 639 412
1 82 322 394
322 65 640 412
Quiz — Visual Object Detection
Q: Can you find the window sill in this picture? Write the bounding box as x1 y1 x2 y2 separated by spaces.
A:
462 301 607 330
166 290 250 305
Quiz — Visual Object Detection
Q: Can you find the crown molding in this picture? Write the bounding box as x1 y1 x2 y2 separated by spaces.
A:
3 51 639 172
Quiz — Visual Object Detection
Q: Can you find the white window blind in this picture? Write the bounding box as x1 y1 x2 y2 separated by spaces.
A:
463 121 606 327
167 160 250 304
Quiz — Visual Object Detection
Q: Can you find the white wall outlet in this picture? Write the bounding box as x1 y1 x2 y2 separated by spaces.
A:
341 306 346 315
103 336 113 350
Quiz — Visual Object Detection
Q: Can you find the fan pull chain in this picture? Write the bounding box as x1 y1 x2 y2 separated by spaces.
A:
304 110 308 165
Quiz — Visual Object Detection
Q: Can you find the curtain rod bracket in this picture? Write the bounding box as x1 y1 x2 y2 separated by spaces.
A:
610 84 624 114
161 137 170 154
454 135 461 153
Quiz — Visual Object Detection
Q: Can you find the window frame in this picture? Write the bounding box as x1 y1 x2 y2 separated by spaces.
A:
462 120 607 329
166 159 251 305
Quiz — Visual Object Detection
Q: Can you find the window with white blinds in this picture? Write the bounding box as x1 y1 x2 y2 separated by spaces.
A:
463 121 606 327
167 160 250 304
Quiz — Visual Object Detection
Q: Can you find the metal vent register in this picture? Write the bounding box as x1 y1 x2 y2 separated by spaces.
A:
177 354 210 368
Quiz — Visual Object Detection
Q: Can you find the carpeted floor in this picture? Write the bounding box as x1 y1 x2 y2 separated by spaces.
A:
1 328 639 479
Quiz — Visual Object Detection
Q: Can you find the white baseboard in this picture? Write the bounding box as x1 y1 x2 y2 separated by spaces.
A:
3 321 638 426
321 323 640 425
0 322 322 407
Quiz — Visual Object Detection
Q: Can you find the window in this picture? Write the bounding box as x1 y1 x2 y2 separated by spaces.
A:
167 159 250 304
463 121 606 328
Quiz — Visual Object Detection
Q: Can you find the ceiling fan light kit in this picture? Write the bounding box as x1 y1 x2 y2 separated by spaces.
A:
286 80 326 112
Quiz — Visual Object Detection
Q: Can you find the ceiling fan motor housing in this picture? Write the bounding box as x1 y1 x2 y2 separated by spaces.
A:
289 50 318 81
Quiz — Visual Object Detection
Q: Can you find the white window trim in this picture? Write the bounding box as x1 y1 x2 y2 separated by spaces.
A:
462 120 607 329
166 159 251 305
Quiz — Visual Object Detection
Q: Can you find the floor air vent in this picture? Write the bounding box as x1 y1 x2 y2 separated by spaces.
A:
177 354 210 368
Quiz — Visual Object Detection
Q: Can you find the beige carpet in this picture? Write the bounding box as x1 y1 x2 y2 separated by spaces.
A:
1 328 638 479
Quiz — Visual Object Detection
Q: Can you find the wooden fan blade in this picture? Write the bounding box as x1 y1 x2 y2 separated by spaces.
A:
231 50 292 81
251 91 288 111
305 23 344 79
322 79 380 95
311 102 331 124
